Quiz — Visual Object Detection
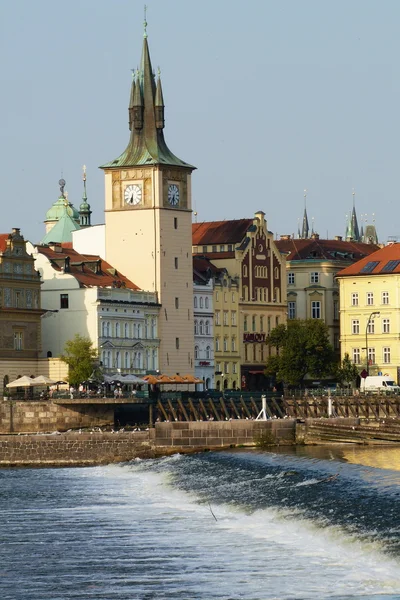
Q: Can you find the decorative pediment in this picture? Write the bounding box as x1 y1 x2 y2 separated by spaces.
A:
100 340 115 348
132 342 145 350
287 291 298 297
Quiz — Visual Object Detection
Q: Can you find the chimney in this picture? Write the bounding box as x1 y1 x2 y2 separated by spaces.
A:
335 235 342 241
280 234 291 240
311 233 320 240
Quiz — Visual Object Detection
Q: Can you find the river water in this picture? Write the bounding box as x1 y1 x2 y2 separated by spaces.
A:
1 445 400 600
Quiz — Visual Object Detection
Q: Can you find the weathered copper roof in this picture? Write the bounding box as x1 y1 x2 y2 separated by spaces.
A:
101 36 194 170
192 219 253 245
337 243 400 277
275 238 379 262
37 244 140 290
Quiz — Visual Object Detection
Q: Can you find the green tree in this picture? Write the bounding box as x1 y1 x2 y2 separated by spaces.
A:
61 334 98 386
264 319 336 387
336 353 359 388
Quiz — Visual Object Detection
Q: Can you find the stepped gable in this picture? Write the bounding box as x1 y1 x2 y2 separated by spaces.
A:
192 219 253 246
337 242 400 277
37 244 140 290
275 237 379 262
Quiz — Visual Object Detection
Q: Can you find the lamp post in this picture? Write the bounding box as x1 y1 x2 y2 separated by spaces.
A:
365 311 380 375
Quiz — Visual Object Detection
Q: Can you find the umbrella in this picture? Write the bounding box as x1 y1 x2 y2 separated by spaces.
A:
31 376 58 386
6 376 35 388
143 375 160 385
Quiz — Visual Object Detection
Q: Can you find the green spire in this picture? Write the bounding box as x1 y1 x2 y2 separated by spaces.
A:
79 165 92 228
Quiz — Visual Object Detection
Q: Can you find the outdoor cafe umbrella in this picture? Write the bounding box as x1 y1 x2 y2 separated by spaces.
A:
31 375 58 386
6 376 35 388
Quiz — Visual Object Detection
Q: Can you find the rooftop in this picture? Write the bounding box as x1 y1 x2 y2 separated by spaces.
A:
337 243 400 277
192 219 253 246
275 237 379 262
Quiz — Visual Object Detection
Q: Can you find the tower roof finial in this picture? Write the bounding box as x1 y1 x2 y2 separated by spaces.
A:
143 4 148 38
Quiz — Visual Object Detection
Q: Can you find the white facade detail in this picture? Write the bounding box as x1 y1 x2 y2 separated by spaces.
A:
193 278 215 390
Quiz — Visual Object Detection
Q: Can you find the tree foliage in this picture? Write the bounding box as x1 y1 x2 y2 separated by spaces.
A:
61 334 98 386
335 353 359 387
264 319 336 387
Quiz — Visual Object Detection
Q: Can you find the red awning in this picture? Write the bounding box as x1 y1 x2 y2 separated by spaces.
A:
249 370 264 375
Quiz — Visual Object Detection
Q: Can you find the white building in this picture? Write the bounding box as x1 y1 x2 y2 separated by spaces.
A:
27 242 160 376
193 257 216 390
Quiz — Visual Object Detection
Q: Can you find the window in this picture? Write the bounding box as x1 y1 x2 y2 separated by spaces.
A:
215 338 220 352
223 338 228 352
174 257 178 269
352 348 360 364
202 246 207 253
267 316 271 332
194 346 199 359
124 323 129 338
360 261 379 274
243 265 248 277
352 319 360 335
205 297 209 309
215 311 221 325
200 297 204 308
243 315 248 331
175 337 179 349
231 311 237 326
382 318 390 333
244 345 248 361
243 285 249 301
274 267 279 279
224 362 229 374
175 297 179 309
382 291 389 305
334 333 339 350
231 337 236 351
60 294 69 309
367 292 374 306
15 291 21 308
288 301 296 319
199 321 204 335
368 347 375 364
194 297 198 308
223 311 228 326
212 245 217 252
13 331 23 350
125 352 130 369
310 272 319 284
383 347 391 363
232 293 235 302
232 363 237 374
216 362 221 373
137 324 142 338
288 272 295 285
174 217 178 229
367 320 375 334
115 322 120 337
215 291 219 302
351 292 359 306
333 300 339 320
252 315 256 331
276 316 279 327
311 301 321 319
206 346 211 359
220 245 225 252
205 321 210 335
228 244 233 251
260 316 264 331
151 318 156 338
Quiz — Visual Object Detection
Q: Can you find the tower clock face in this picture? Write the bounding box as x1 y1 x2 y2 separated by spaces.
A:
168 184 180 206
124 184 142 206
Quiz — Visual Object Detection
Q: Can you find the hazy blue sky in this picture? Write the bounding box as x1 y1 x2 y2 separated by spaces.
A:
1 0 399 243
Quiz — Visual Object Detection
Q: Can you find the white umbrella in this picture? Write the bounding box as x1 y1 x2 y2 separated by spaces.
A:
31 375 58 386
6 376 35 388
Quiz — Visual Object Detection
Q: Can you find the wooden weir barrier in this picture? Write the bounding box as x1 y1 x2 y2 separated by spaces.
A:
155 393 400 422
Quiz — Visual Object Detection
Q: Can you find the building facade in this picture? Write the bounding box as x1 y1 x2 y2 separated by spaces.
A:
100 24 195 376
28 243 160 376
193 211 287 391
193 257 216 390
275 235 379 354
337 243 400 381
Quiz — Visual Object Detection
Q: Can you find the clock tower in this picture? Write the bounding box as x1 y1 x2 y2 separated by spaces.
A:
100 20 196 376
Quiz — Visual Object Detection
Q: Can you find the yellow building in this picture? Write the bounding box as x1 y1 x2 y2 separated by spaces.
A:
276 234 379 355
213 271 240 391
100 23 195 376
337 243 400 381
193 211 286 391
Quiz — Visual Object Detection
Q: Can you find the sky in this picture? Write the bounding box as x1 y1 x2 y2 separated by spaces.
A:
1 0 400 244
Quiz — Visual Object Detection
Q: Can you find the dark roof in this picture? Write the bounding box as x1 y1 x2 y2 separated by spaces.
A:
37 244 139 290
275 238 379 262
337 243 400 276
192 219 253 245
193 255 221 284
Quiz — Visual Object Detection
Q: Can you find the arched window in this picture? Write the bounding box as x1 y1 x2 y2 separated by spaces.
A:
223 378 228 389
194 320 199 335
199 320 204 334
125 352 130 369
199 297 204 308
243 265 248 277
243 286 248 301
137 324 142 338
146 349 150 369
152 349 157 370
223 337 228 351
194 297 198 308
102 321 107 337
115 322 120 338
232 380 237 389
116 351 121 368
137 352 142 369
205 321 210 335
133 323 138 338
205 378 211 390
205 297 209 309
216 380 221 390
145 319 149 339
216 338 220 352
274 287 280 303
124 323 129 338
107 322 111 337
206 345 211 359
231 337 236 351
195 345 199 359
151 318 156 338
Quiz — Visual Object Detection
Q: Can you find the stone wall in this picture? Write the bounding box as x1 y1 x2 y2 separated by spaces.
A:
0 399 114 434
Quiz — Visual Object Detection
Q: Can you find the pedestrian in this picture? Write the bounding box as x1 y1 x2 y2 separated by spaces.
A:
118 387 123 398
69 386 75 399
113 387 118 399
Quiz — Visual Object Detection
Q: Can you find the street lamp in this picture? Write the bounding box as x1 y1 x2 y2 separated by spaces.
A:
365 311 380 375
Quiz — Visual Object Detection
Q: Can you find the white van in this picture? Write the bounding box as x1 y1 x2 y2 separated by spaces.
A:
360 376 400 394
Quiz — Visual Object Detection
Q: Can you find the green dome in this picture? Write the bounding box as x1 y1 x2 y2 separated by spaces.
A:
45 196 80 223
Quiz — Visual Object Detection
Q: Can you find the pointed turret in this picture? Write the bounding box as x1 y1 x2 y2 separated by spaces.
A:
100 21 194 169
301 208 309 239
79 165 92 228
345 191 360 241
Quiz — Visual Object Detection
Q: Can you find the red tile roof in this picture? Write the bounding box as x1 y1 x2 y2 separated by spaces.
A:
0 234 9 253
275 238 379 262
337 243 400 277
192 219 253 245
37 245 140 290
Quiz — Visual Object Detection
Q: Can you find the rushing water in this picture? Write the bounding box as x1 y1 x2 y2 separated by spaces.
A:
1 446 400 600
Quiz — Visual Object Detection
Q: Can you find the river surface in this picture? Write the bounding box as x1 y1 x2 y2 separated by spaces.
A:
1 445 400 600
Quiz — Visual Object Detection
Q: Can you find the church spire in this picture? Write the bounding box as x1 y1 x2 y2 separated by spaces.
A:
79 165 92 228
101 15 193 170
301 189 309 239
345 190 360 241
